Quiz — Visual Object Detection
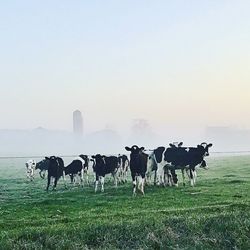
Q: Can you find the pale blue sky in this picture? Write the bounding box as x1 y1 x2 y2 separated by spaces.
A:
0 1 249 133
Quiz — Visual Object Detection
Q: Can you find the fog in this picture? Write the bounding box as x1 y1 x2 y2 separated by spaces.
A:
0 1 250 156
0 123 250 157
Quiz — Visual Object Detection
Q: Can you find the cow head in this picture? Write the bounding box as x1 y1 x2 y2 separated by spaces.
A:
45 156 59 168
198 143 213 156
92 154 105 165
79 154 88 161
36 158 49 170
125 145 145 154
169 142 183 148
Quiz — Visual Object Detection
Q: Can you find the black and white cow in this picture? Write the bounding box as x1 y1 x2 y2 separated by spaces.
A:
64 156 85 187
154 142 213 187
79 154 90 186
25 159 36 181
91 154 119 192
169 142 213 186
117 154 129 183
35 158 50 179
125 145 148 195
145 152 157 185
46 156 65 191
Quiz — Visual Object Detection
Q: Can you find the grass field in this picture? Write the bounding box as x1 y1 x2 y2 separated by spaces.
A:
0 155 250 249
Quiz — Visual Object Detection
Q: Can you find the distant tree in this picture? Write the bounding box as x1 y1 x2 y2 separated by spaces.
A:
131 119 152 138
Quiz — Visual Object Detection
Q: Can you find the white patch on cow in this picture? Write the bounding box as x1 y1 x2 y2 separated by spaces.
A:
185 148 190 152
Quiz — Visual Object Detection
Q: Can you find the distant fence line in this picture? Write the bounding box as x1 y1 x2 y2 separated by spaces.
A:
0 150 250 159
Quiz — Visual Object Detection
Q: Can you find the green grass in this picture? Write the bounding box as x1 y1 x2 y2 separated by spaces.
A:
0 156 250 249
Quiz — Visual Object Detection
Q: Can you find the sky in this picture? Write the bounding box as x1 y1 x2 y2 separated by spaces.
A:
0 0 250 135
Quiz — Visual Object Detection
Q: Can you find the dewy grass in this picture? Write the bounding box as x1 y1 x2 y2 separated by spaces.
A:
0 155 250 249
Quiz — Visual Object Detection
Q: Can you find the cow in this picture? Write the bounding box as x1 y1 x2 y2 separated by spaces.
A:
79 154 90 186
145 152 157 185
154 142 213 187
46 156 65 191
125 145 148 196
117 154 129 183
91 154 119 192
35 158 49 179
64 157 85 187
25 159 36 181
171 142 213 187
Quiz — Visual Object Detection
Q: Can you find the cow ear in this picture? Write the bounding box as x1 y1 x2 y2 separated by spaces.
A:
140 147 145 151
45 157 49 160
125 147 131 151
208 143 213 147
178 142 183 147
91 155 96 159
169 143 174 147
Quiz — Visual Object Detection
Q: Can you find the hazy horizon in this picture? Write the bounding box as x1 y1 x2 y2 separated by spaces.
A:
1 1 250 150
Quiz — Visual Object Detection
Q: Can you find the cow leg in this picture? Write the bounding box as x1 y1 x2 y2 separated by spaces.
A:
131 173 136 196
125 168 128 183
40 170 46 179
137 176 142 193
62 171 67 189
181 169 186 186
118 169 121 184
112 173 118 188
189 168 194 187
156 164 164 185
100 176 105 192
53 177 58 191
80 169 84 187
171 169 178 187
141 173 146 195
95 174 99 192
141 178 145 195
30 169 34 181
122 168 125 183
70 174 74 184
85 171 89 186
168 173 172 187
164 166 172 186
193 169 197 185
46 175 51 191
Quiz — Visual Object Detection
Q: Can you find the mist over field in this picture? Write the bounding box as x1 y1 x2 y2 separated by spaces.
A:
0 124 249 157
